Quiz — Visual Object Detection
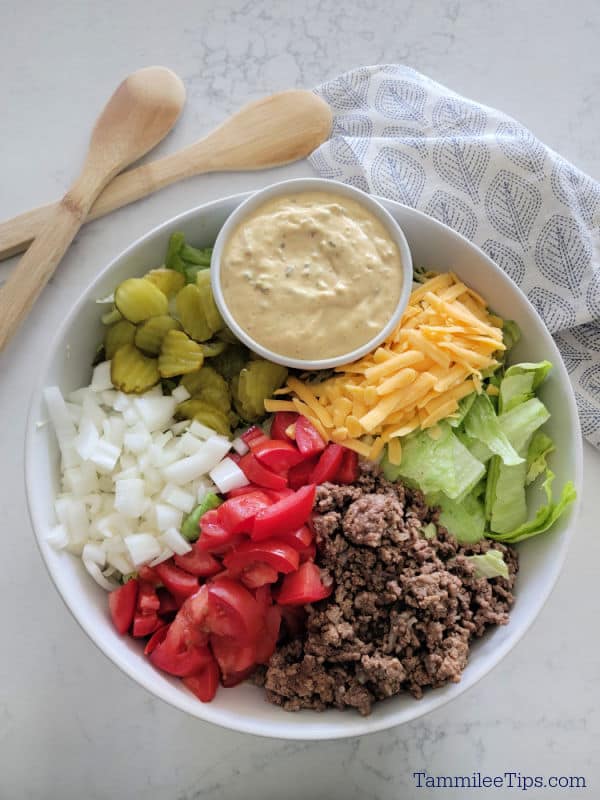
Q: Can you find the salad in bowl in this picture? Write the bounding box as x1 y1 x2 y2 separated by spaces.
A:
26 181 581 738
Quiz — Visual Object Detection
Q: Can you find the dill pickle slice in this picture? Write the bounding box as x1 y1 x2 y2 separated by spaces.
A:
111 344 160 394
199 339 227 358
175 284 212 342
158 330 204 378
144 268 185 298
115 278 169 323
216 326 239 344
181 365 228 399
196 271 225 333
135 315 181 356
234 360 288 421
175 398 231 437
211 343 249 380
104 319 136 360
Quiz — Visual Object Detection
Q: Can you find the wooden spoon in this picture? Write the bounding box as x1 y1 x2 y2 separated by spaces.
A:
0 91 333 262
0 66 186 351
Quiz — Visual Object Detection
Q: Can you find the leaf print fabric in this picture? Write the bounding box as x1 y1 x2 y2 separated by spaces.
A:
309 65 600 448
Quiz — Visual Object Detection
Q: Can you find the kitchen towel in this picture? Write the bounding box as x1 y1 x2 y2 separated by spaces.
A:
309 65 600 450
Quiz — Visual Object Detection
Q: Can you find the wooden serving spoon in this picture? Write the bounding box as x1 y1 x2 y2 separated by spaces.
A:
0 90 333 262
0 66 186 352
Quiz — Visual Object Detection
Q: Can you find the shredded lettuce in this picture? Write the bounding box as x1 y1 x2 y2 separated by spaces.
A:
499 361 552 413
464 394 523 466
467 549 509 579
526 431 555 486
429 489 487 543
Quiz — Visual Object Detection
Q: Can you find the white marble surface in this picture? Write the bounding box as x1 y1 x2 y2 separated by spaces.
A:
1 1 599 797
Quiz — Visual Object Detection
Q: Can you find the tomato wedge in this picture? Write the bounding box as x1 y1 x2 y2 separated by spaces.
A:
270 411 298 442
137 580 160 615
206 578 262 644
278 524 313 551
239 562 279 589
241 426 268 447
132 611 162 638
335 448 359 484
224 539 299 576
254 605 282 664
154 562 199 602
276 561 333 605
167 585 210 650
295 416 326 456
310 443 345 484
150 637 213 677
157 587 181 618
174 545 222 577
217 491 273 535
183 658 220 702
252 484 316 541
196 509 236 552
138 565 161 586
288 455 319 490
144 623 169 656
109 578 138 635
210 635 256 680
220 664 257 688
252 439 305 471
238 452 288 490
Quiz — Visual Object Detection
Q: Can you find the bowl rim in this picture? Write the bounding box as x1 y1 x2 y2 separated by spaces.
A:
209 177 414 370
24 189 583 741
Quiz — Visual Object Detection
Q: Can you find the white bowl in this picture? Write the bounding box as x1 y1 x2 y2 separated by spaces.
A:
210 178 413 370
25 190 582 740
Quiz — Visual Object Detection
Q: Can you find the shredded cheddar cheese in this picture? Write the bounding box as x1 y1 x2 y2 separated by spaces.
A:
265 272 504 464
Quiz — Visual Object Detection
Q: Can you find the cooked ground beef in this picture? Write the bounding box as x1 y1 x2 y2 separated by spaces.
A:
261 459 519 716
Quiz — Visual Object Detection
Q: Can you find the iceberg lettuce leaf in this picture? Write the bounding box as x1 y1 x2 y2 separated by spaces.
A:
467 549 509 579
464 394 523 466
428 489 486 543
526 431 555 486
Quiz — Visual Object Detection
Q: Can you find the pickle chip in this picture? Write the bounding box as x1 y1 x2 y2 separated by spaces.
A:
144 268 185 298
111 344 160 394
196 271 225 334
158 330 205 378
199 340 227 358
175 398 231 437
135 315 181 356
233 359 288 421
104 319 136 360
181 365 229 401
115 278 169 323
175 284 212 342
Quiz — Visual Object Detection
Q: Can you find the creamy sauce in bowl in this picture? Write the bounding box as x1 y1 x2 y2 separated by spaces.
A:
219 191 405 362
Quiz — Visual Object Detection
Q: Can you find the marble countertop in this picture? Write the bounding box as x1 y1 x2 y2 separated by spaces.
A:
1 1 599 797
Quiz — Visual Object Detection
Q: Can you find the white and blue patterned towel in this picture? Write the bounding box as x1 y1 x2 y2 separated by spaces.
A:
309 65 600 450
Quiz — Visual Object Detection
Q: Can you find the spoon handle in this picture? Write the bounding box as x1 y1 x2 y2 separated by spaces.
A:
0 172 101 351
0 91 332 262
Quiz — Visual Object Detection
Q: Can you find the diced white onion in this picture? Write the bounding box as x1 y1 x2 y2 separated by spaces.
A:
209 457 249 494
149 547 175 567
84 559 118 591
123 406 140 426
82 542 106 566
112 392 131 413
179 432 204 455
155 503 183 532
124 533 162 567
90 361 113 393
114 478 146 518
75 417 100 461
231 436 249 455
46 524 69 549
123 423 152 454
162 435 231 485
189 420 216 440
160 527 193 556
43 386 80 468
160 484 195 513
170 420 190 435
171 385 191 403
88 439 121 473
133 396 177 433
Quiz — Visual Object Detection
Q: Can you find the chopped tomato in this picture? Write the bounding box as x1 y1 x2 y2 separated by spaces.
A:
196 509 236 552
226 484 263 498
270 411 298 442
310 443 344 484
254 585 273 609
220 664 257 688
150 638 213 677
144 623 169 655
138 565 161 586
238 452 287 490
157 587 181 618
132 611 162 638
252 439 305 472
154 562 199 602
109 578 138 635
295 416 326 456
217 491 273 535
298 542 317 563
206 578 262 644
167 585 210 649
335 448 359 484
254 605 282 664
239 562 279 589
183 658 220 702
137 580 160 615
224 539 299 576
241 426 268 447
210 635 256 679
278 524 314 551
174 545 222 578
288 455 319 489
252 484 316 541
276 561 333 606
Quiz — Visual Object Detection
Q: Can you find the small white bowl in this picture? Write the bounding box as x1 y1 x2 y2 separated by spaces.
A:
25 190 582 740
210 178 414 370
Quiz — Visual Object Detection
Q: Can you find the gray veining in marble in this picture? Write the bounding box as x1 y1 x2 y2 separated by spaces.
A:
1 1 599 798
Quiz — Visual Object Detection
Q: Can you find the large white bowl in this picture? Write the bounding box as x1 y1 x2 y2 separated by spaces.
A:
25 190 583 740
